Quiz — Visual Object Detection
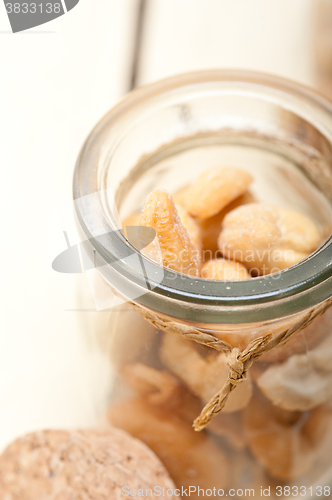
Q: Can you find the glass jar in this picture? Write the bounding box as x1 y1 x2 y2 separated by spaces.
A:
73 70 332 499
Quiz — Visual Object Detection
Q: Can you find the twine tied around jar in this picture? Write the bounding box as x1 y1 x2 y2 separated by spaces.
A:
132 297 332 432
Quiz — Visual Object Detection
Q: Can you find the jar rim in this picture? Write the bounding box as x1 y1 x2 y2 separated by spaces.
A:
73 69 332 324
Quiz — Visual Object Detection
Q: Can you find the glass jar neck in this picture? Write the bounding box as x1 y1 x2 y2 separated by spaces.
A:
74 70 332 324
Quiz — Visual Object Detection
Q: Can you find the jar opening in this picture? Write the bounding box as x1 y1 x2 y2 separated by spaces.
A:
74 70 332 323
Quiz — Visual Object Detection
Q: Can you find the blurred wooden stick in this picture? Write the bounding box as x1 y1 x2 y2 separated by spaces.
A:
314 0 332 100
